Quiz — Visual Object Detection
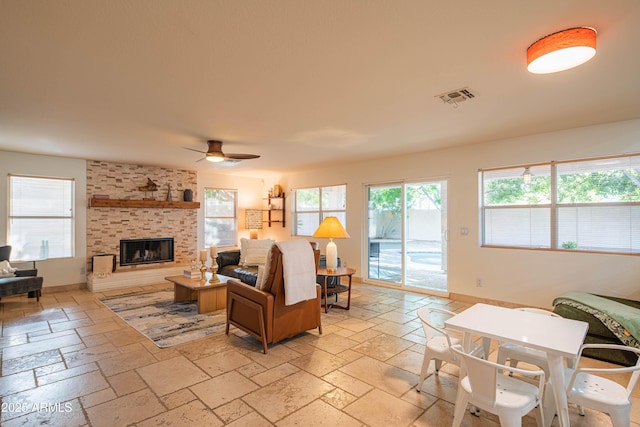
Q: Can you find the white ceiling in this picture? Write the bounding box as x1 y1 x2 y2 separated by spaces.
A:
1 1 640 177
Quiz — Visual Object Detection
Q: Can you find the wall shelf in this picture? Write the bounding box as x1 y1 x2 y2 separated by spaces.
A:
89 199 200 209
263 195 285 227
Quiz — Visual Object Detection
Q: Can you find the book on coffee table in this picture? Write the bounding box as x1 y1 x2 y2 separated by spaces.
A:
183 270 201 279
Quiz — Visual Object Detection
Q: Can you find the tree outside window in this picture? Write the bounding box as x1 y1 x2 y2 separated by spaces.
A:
481 154 640 253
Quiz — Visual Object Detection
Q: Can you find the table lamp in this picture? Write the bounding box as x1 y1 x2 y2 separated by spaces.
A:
313 216 350 273
245 209 263 239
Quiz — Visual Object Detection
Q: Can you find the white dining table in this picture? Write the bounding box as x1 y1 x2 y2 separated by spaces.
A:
445 303 589 427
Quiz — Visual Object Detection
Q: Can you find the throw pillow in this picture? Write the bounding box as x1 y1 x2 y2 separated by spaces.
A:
241 238 275 267
240 238 249 264
256 265 265 290
255 246 274 291
0 260 16 278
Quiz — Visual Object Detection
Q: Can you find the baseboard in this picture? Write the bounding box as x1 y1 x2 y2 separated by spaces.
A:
43 283 87 293
448 292 539 309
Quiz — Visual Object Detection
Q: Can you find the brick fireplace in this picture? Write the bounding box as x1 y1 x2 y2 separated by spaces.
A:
86 161 198 281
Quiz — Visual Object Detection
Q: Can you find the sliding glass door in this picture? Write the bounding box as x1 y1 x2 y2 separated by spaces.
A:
366 180 447 292
367 184 403 284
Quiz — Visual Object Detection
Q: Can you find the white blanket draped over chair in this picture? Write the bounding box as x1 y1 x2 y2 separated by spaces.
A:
276 240 318 306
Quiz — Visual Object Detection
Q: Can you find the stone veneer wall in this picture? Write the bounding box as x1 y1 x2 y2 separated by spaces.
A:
86 161 198 272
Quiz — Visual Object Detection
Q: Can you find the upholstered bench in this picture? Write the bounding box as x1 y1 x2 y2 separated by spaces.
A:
553 292 640 366
0 276 44 301
1 245 42 300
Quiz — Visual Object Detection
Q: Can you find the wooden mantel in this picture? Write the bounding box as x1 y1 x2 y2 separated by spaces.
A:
89 198 200 209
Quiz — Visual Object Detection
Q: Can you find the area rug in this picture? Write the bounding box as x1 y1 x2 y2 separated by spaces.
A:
99 288 227 348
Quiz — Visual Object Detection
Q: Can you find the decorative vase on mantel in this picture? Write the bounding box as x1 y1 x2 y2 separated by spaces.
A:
183 189 193 202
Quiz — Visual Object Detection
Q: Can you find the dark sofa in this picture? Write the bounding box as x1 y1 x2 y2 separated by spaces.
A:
216 249 259 286
216 246 340 288
553 292 640 366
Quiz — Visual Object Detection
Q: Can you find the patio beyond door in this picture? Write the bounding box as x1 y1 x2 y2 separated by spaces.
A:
366 180 447 292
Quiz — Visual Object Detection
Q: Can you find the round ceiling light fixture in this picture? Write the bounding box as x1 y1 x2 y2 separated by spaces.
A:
205 152 225 162
205 152 224 163
527 27 596 74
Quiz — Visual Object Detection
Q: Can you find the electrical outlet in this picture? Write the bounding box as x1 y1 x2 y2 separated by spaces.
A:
476 277 483 287
460 227 469 236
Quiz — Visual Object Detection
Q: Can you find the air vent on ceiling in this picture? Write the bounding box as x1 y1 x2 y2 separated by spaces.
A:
435 87 476 107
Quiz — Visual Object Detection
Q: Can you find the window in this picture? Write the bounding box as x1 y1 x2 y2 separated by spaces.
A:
480 154 640 254
8 175 75 260
204 188 237 247
293 184 346 236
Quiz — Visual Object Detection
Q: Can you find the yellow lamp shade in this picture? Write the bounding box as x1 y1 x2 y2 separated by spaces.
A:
313 217 349 272
312 217 350 239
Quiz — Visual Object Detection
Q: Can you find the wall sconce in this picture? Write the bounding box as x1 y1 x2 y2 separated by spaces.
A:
245 209 263 239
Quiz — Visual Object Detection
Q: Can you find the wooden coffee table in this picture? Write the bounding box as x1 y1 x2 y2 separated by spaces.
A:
164 273 232 314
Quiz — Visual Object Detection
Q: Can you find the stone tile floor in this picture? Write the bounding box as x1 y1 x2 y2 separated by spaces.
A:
1 282 638 426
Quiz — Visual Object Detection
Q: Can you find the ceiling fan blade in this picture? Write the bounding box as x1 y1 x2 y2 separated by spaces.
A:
224 153 261 160
184 147 207 154
189 139 260 163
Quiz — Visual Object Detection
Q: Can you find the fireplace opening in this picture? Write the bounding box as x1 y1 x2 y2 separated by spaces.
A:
120 238 174 267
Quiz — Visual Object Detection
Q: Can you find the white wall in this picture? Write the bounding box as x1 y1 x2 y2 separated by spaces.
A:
3 118 639 306
0 151 87 287
273 119 640 308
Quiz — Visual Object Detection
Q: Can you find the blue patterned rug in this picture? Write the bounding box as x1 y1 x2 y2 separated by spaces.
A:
99 288 227 348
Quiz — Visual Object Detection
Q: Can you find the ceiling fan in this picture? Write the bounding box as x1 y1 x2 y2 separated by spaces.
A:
185 140 260 163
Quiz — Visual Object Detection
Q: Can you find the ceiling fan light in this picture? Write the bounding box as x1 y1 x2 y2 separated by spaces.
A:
527 27 596 74
206 153 225 163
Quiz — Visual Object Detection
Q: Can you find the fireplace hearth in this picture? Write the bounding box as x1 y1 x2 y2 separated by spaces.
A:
120 238 174 267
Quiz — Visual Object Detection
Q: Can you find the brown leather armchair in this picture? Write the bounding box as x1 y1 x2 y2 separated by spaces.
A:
226 242 322 353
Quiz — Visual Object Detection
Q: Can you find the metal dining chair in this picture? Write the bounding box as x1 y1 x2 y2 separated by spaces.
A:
451 344 546 427
544 343 640 427
415 306 483 392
